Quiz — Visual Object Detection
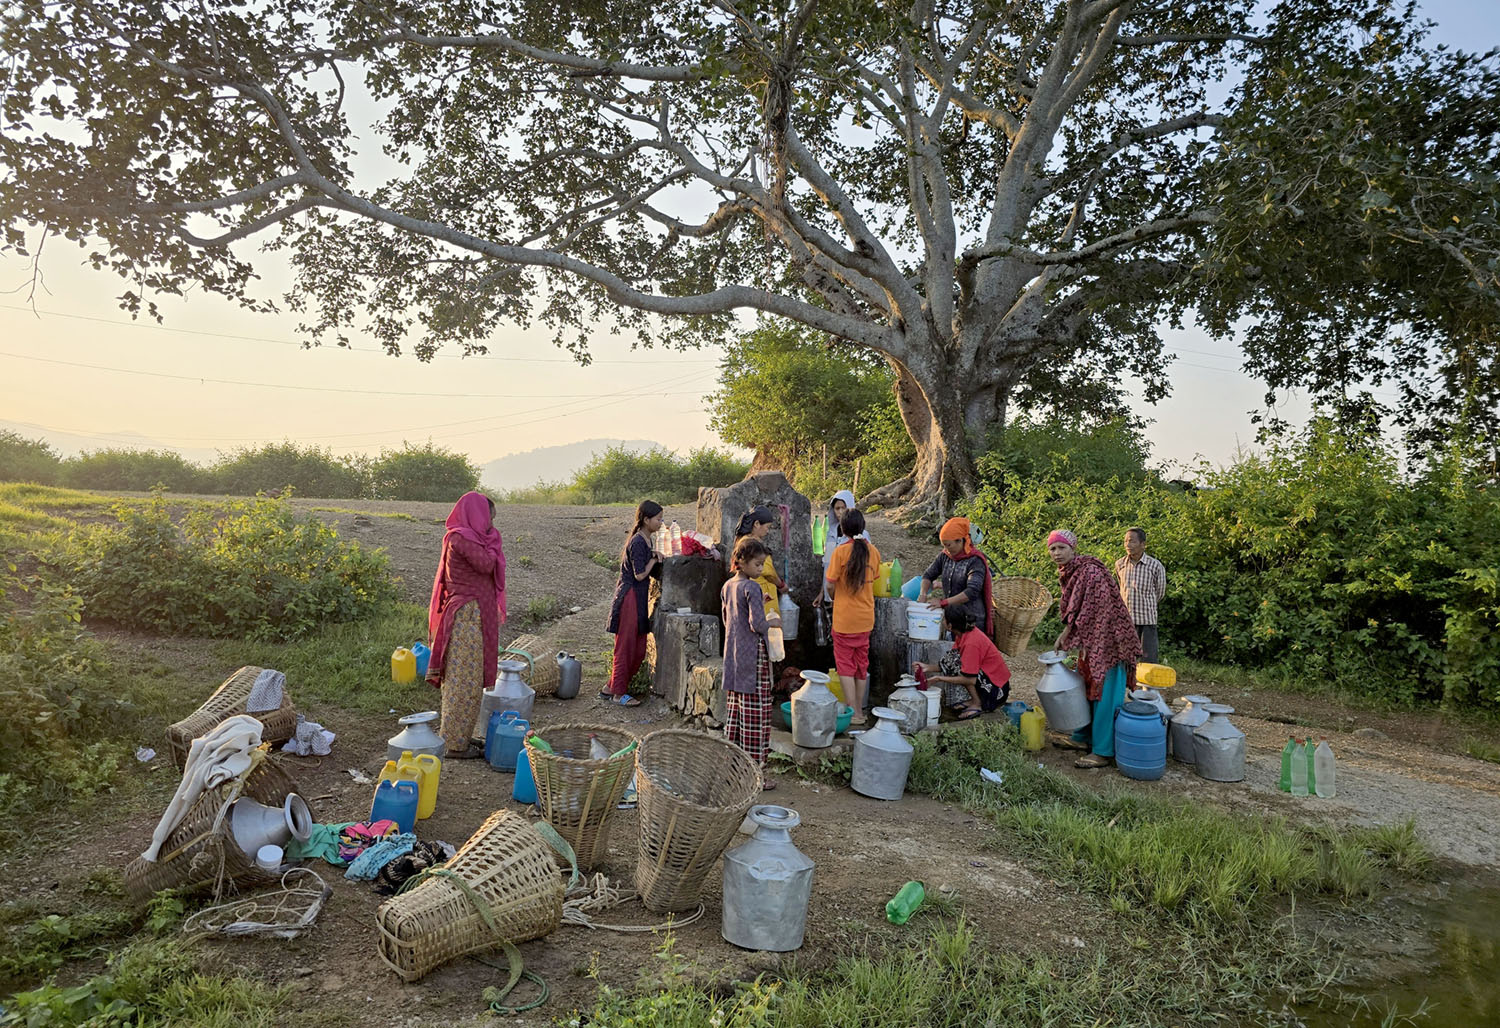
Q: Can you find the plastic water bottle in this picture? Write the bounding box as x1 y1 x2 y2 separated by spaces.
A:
885 881 925 924
669 521 683 556
1305 737 1318 796
1289 738 1309 796
1279 737 1295 793
1314 739 1336 798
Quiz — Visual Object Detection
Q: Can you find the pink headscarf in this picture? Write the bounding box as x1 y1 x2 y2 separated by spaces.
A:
1047 529 1078 550
426 492 507 687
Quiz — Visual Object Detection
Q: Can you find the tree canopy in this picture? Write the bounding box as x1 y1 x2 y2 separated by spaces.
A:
2 0 1496 517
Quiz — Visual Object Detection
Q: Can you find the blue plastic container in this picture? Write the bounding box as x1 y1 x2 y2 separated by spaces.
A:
1004 701 1030 727
1114 700 1167 781
900 576 922 600
487 712 529 772
513 746 537 804
411 642 431 677
369 779 420 834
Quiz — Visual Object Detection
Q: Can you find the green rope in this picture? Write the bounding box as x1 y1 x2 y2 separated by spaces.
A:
531 820 583 889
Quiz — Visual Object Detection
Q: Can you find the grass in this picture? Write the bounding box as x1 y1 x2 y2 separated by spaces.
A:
1465 736 1500 763
0 483 118 511
589 550 617 570
307 505 417 521
523 595 564 625
516 554 534 568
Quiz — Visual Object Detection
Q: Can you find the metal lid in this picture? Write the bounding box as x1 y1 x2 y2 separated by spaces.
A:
397 710 438 725
1201 703 1235 716
870 706 904 722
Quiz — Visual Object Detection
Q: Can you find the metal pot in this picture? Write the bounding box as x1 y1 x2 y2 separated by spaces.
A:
387 710 444 762
1193 704 1246 782
1035 650 1091 732
477 659 534 736
1168 694 1212 763
790 671 839 749
851 708 914 801
721 805 815 951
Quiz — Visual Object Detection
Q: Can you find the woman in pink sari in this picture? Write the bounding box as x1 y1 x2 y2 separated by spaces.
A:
426 492 507 758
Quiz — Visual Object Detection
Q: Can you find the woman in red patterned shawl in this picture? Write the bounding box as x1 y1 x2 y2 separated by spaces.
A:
426 492 507 758
1048 529 1140 769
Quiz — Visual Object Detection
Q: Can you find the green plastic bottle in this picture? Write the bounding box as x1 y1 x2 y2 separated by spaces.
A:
890 557 903 597
1304 738 1317 796
885 881 925 924
1278 737 1296 792
526 733 554 754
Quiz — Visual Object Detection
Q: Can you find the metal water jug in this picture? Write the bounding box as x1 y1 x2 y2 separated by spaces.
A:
851 707 914 801
1035 650 1091 732
790 670 839 748
886 676 927 734
1169 695 1212 763
477 659 533 737
229 794 313 858
555 652 583 699
722 805 814 951
387 710 444 762
1193 704 1246 782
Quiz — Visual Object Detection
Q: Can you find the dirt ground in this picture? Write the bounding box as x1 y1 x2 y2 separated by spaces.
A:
12 496 1500 1026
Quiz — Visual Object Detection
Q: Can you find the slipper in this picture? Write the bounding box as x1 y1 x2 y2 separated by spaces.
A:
597 690 613 699
1074 754 1111 769
761 778 778 791
956 707 983 721
1049 733 1088 751
614 694 643 707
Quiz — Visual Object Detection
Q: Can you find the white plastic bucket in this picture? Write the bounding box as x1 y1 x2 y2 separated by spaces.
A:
906 603 942 640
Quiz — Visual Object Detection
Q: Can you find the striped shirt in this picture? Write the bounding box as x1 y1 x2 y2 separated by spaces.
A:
1114 553 1166 626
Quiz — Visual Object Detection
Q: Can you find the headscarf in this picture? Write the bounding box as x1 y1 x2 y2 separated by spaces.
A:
1057 552 1140 701
427 492 507 687
735 506 775 538
1047 529 1077 549
823 490 867 556
938 516 995 636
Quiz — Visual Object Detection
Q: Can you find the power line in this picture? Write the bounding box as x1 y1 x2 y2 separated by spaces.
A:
0 303 721 365
0 349 718 400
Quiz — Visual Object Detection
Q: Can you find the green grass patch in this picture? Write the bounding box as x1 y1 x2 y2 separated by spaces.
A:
589 550 617 570
1465 736 1500 763
307 506 418 522
522 595 563 626
0 483 117 511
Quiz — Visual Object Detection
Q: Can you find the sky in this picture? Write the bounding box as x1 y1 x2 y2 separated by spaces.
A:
2 0 1493 476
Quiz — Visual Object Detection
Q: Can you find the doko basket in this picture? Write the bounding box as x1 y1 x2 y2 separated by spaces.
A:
991 577 1053 657
525 724 637 869
124 754 311 904
165 666 298 769
374 809 564 982
633 729 762 913
500 633 560 696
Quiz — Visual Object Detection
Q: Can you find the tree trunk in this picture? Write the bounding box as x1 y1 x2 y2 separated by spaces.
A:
859 361 981 526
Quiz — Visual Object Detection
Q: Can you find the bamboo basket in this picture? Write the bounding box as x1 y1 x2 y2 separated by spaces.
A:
375 809 564 982
991 577 1053 657
501 633 560 696
166 666 298 768
633 729 762 913
124 756 310 904
525 724 637 869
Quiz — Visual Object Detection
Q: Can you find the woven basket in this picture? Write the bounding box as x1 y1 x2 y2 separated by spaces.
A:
525 724 636 869
166 666 298 769
124 756 310 904
633 729 762 913
375 809 564 982
501 634 560 696
991 577 1053 656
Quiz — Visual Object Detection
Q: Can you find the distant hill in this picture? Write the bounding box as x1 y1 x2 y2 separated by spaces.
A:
0 419 221 465
480 439 660 491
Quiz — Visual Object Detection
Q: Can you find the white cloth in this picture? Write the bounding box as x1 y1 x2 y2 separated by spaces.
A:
245 669 285 713
281 715 334 756
142 714 264 862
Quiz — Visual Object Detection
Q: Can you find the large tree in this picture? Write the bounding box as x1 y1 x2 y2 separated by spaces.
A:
3 0 1497 518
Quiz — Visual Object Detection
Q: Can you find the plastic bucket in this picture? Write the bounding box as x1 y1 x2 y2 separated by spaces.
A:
900 576 922 600
906 603 942 641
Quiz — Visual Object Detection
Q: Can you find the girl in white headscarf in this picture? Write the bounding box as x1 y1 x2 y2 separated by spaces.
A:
821 490 870 601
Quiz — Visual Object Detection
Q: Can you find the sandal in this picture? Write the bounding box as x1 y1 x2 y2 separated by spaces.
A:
614 694 643 707
1049 733 1088 751
761 777 778 791
956 706 983 721
597 690 613 699
1074 754 1111 769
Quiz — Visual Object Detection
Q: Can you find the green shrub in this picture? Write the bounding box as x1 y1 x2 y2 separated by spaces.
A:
210 441 368 498
514 445 747 505
61 448 209 493
967 421 1500 710
48 493 396 639
367 441 479 501
0 432 61 486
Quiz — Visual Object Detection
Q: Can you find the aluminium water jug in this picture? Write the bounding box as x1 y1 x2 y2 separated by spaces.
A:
886 676 927 735
722 805 815 951
1193 704 1246 783
1168 695 1212 763
387 710 444 762
851 708 914 801
1035 650 1091 732
790 671 838 748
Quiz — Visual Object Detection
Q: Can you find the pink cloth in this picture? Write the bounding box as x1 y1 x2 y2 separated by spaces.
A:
427 492 506 689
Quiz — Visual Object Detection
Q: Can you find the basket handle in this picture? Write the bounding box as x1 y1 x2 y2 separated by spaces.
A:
499 646 536 683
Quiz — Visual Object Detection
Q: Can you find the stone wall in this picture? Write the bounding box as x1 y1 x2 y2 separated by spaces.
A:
649 555 726 632
648 611 723 715
697 472 821 610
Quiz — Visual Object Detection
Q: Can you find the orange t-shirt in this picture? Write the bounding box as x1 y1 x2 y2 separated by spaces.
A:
825 540 882 634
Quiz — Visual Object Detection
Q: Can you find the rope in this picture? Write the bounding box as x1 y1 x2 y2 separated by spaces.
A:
561 872 705 933
181 868 331 941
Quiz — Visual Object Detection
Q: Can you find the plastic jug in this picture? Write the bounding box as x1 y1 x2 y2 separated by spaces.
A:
1113 701 1167 781
873 561 893 597
369 779 419 834
414 754 441 817
513 746 537 804
484 710 516 767
1313 739 1336 798
410 642 431 678
555 652 583 700
488 712 529 772
889 558 903 598
1020 709 1045 751
396 750 437 820
391 647 417 685
825 669 845 704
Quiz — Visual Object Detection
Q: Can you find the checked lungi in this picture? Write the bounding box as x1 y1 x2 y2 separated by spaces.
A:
725 638 774 765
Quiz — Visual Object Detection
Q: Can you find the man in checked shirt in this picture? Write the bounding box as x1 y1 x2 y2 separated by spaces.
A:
1115 527 1167 663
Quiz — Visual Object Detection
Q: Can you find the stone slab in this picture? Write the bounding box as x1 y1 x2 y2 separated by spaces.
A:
685 659 727 726
768 728 853 767
697 470 820 615
651 555 725 630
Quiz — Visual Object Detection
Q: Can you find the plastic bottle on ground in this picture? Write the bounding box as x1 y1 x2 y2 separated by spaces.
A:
1289 738 1309 796
1279 737 1296 793
1314 738 1336 798
885 881 926 924
1305 736 1318 796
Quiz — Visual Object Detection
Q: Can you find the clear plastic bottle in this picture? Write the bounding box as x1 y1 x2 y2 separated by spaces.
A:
1305 737 1317 796
1289 737 1309 796
669 521 683 556
1279 737 1296 792
1313 738 1336 798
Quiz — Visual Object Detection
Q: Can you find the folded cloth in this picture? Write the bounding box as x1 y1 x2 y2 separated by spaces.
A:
246 669 285 713
346 834 418 881
374 840 452 894
142 714 264 862
282 715 334 756
284 822 358 865
337 820 400 862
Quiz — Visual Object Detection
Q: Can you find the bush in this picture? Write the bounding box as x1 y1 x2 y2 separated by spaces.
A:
545 445 748 505
966 422 1500 710
48 492 397 639
210 442 368 498
62 448 209 493
0 432 61 485
367 441 479 501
